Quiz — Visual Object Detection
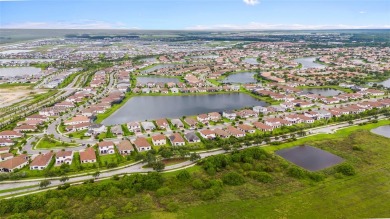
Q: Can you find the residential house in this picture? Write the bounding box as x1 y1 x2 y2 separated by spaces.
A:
199 129 216 139
80 147 97 163
0 154 29 172
155 119 169 130
89 124 107 135
237 124 256 133
223 111 237 120
184 132 201 143
117 140 134 155
141 122 156 132
171 119 184 128
133 137 152 151
127 122 141 133
0 139 14 147
111 125 123 137
169 133 186 146
208 112 221 122
213 128 231 138
98 141 115 155
64 116 90 126
226 126 246 138
197 114 210 124
30 152 53 170
0 130 22 139
253 122 273 132
184 118 198 129
55 151 74 165
0 153 13 161
0 147 10 154
152 134 167 146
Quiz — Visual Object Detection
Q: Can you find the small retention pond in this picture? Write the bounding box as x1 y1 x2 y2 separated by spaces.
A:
275 145 344 171
371 126 390 138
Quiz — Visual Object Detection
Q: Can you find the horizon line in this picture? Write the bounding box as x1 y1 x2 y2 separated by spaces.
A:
1 28 390 31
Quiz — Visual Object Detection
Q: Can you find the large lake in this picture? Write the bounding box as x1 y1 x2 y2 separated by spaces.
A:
300 88 344 97
294 57 326 70
276 145 344 171
0 67 41 77
371 126 390 138
243 58 258 65
0 59 56 64
140 64 177 74
137 76 180 84
102 93 267 125
222 72 257 84
0 50 33 55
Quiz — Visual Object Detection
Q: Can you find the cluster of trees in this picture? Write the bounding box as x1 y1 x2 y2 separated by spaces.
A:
0 172 164 217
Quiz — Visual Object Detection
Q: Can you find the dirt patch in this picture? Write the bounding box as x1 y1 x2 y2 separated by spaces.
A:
0 86 46 107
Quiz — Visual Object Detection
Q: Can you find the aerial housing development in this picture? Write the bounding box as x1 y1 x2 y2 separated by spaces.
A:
0 29 389 218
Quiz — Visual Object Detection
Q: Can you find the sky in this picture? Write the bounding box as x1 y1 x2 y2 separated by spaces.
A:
0 0 389 30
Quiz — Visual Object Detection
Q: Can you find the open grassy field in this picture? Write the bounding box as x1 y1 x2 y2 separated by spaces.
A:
35 136 77 149
129 121 390 219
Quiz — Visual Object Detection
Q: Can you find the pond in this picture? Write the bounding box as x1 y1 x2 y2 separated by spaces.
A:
379 78 390 88
0 50 33 55
102 93 267 125
371 126 390 138
294 57 326 70
221 72 257 84
300 88 344 97
276 145 344 171
191 55 219 59
0 67 41 77
139 57 157 63
242 58 258 65
137 76 180 84
0 59 56 64
140 64 177 74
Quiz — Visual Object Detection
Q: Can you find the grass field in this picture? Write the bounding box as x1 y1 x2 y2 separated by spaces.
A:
35 136 77 149
128 120 390 219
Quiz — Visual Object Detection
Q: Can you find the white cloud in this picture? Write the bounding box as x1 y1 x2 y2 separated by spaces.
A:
243 0 259 6
186 22 390 30
1 20 134 29
359 11 367 14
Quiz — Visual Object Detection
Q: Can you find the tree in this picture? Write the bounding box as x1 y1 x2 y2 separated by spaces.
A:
59 176 69 184
153 161 165 172
92 171 100 179
39 179 51 188
190 152 201 161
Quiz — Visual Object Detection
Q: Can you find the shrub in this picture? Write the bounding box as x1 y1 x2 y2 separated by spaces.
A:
308 172 325 182
191 179 205 190
176 170 191 181
241 163 253 171
200 188 219 200
222 172 245 186
336 163 356 176
287 167 306 179
166 202 179 212
156 187 171 197
247 171 273 183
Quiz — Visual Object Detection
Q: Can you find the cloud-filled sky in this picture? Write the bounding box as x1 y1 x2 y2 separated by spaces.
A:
0 0 389 30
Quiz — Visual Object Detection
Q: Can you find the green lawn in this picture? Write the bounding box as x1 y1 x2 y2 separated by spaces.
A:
68 130 88 139
35 136 78 149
